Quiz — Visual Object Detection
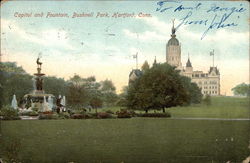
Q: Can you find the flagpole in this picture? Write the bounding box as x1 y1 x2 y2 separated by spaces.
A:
136 53 138 69
213 49 214 67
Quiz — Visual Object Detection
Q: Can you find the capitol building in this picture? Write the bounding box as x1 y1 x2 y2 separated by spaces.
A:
129 22 221 96
166 23 220 96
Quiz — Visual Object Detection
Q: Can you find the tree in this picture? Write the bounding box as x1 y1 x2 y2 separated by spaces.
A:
100 79 118 106
66 75 88 109
180 76 202 104
90 96 103 113
43 76 67 96
231 83 250 96
116 86 128 107
127 63 190 113
0 62 33 108
203 94 211 106
141 60 150 71
66 75 104 111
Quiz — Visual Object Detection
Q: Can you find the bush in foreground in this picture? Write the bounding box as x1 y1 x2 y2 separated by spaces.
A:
19 110 38 116
70 113 93 119
136 112 171 118
58 112 70 119
0 106 20 120
116 109 132 118
97 112 114 119
38 113 59 120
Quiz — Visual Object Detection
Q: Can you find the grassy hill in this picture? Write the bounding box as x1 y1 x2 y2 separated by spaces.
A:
102 96 250 119
168 96 249 118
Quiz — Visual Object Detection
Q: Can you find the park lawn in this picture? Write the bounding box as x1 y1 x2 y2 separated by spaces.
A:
100 96 250 119
0 119 249 163
167 96 250 119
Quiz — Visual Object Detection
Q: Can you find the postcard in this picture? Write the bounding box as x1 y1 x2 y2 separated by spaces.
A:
0 1 249 163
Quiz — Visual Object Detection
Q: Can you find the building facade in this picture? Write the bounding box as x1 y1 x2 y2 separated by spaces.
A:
166 23 220 96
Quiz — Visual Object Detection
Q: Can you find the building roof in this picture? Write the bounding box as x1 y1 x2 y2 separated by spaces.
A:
167 36 179 46
208 67 220 75
129 69 142 77
129 69 143 83
186 58 192 67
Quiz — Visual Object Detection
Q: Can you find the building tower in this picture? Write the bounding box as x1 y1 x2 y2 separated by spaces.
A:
186 54 193 73
166 19 182 69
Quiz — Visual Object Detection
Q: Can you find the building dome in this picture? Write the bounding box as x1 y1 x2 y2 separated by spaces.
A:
167 36 179 46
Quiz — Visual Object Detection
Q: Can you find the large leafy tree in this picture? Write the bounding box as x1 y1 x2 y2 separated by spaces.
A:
231 83 250 96
100 79 117 106
43 76 67 96
116 86 128 107
127 63 201 113
66 75 103 110
67 75 88 108
0 62 33 108
180 76 202 104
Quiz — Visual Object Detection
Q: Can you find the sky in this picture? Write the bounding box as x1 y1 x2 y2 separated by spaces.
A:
1 0 249 95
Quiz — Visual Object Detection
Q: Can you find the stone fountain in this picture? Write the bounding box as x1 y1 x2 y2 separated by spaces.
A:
23 57 54 112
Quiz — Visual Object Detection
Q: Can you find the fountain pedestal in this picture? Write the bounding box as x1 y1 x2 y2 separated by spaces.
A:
23 58 54 112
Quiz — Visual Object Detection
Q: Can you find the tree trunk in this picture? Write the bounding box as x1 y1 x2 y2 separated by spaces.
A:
95 108 97 114
162 108 165 113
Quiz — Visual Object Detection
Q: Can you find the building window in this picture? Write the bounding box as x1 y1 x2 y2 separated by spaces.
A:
215 91 217 94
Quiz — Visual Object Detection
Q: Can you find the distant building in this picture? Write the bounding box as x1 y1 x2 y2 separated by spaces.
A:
129 69 142 84
166 22 220 96
128 21 221 96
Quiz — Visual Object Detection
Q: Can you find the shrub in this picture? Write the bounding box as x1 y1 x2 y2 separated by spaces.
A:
70 113 93 119
38 113 59 120
116 109 132 118
58 112 70 119
0 106 20 120
19 110 38 116
128 110 136 117
71 114 84 119
203 94 212 106
136 113 171 118
105 110 114 114
97 112 113 119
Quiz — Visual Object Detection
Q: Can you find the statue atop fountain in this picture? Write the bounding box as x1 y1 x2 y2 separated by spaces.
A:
34 57 45 93
23 56 54 112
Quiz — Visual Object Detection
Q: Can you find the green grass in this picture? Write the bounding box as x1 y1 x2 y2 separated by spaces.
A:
1 119 249 163
99 96 250 119
168 96 250 119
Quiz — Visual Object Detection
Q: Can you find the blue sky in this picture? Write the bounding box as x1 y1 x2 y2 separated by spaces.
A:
1 1 249 95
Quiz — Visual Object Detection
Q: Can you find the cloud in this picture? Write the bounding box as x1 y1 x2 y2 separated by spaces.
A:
123 29 166 41
1 18 76 51
132 16 249 45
